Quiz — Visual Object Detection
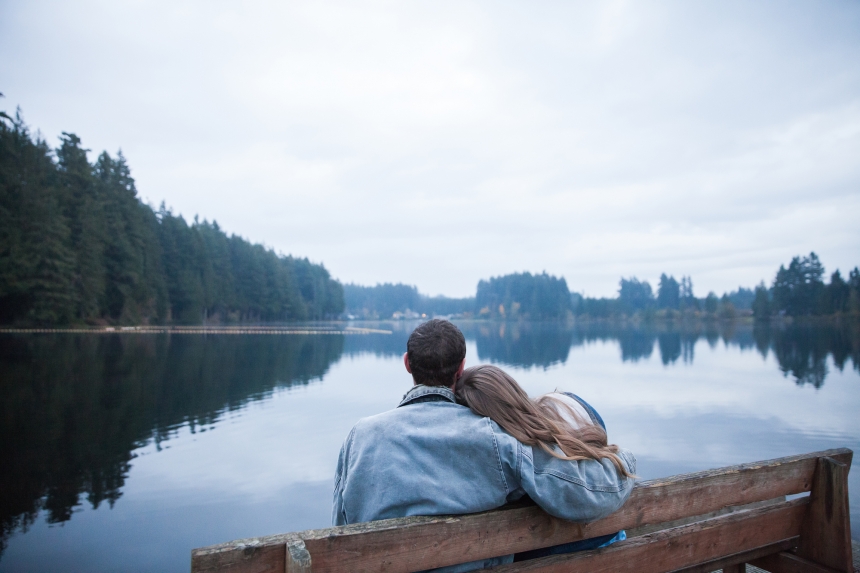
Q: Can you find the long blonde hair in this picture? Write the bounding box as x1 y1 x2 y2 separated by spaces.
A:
455 365 632 478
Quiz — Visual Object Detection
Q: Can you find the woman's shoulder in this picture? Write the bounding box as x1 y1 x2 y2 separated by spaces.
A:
547 391 607 430
540 392 592 428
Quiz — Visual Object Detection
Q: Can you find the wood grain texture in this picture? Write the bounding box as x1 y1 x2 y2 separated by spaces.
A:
190 536 290 573
750 551 844 573
300 448 851 573
189 448 852 573
797 457 854 572
285 539 312 573
488 498 807 573
671 538 796 573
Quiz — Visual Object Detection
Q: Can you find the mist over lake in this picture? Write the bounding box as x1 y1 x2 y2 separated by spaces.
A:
1 320 857 572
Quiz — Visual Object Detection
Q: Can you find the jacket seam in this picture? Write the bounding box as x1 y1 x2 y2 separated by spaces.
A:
486 418 509 493
521 445 625 492
536 471 626 492
337 428 357 524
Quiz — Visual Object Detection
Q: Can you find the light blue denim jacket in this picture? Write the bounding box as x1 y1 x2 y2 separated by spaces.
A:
332 385 636 571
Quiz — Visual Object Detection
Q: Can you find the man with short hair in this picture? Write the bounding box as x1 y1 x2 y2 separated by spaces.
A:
333 319 634 571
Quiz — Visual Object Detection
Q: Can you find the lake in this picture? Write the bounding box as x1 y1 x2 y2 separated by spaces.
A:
1 320 858 572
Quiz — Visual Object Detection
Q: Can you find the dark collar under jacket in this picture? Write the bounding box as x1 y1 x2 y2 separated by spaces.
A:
398 384 457 407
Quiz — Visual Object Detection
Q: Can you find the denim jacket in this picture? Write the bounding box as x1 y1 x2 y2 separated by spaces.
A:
332 385 636 559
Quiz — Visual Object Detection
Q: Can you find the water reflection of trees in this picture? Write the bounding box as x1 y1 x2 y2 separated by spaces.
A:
464 320 860 383
2 321 858 557
754 322 860 388
471 322 574 369
0 333 343 557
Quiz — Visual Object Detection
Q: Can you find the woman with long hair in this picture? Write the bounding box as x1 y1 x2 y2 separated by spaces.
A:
454 364 633 558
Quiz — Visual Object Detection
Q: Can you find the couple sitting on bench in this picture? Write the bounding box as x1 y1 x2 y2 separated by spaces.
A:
333 319 636 572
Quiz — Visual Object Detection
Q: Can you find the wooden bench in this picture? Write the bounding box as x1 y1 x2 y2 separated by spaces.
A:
191 448 855 573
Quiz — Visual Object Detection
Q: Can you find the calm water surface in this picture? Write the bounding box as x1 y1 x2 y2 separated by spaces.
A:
1 321 858 572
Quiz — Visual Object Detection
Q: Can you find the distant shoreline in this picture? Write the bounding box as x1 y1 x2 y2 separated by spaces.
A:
2 314 858 333
0 325 392 335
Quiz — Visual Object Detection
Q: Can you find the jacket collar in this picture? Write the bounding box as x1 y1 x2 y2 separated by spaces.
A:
398 384 457 407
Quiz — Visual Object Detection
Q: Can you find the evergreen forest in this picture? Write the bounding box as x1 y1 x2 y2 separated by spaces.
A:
349 257 859 322
0 110 344 325
574 252 860 321
2 104 857 326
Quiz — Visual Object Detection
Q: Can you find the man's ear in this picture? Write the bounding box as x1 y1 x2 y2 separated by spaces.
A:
449 358 466 391
403 352 412 374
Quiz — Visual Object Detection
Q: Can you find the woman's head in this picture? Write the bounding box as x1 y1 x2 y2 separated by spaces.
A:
455 365 632 478
455 365 537 430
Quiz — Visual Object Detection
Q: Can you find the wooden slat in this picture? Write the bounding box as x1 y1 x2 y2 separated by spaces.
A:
285 539 312 573
671 538 796 573
751 551 844 573
191 534 291 573
301 448 851 573
190 448 851 573
797 457 854 572
489 497 807 573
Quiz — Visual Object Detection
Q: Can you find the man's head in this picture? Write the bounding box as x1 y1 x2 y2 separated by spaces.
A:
404 319 466 387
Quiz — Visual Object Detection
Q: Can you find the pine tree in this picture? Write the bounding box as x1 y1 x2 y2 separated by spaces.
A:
0 112 76 323
57 133 107 321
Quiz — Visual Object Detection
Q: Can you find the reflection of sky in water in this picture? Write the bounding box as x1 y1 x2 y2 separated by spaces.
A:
2 333 858 572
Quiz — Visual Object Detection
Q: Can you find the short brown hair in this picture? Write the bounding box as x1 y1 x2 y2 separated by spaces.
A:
406 319 466 387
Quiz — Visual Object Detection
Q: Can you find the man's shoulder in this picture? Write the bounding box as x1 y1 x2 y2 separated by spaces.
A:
348 400 521 454
353 398 473 431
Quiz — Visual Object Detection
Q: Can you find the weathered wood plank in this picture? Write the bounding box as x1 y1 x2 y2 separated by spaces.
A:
191 535 292 573
626 498 784 538
301 449 850 573
285 539 312 573
488 498 807 573
750 551 844 573
671 538 796 573
797 457 854 572
190 448 851 573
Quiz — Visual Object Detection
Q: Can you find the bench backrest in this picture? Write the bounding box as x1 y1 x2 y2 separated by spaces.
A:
191 448 854 573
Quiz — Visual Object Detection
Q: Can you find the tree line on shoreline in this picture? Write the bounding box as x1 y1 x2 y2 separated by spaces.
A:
574 253 860 321
347 257 860 321
0 108 343 325
2 104 857 325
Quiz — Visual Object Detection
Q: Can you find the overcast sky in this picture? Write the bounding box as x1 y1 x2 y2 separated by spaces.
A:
2 0 859 297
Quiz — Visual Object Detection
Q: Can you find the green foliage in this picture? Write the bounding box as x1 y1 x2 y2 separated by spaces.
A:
704 292 718 314
475 272 571 320
718 294 736 320
345 283 421 318
0 114 343 325
679 276 698 310
771 252 825 316
725 287 755 310
657 274 680 309
618 277 654 313
760 253 859 318
0 112 76 324
752 283 770 320
342 283 473 319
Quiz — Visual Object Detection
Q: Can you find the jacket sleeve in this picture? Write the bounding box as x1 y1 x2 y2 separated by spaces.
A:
495 425 636 523
332 428 354 526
